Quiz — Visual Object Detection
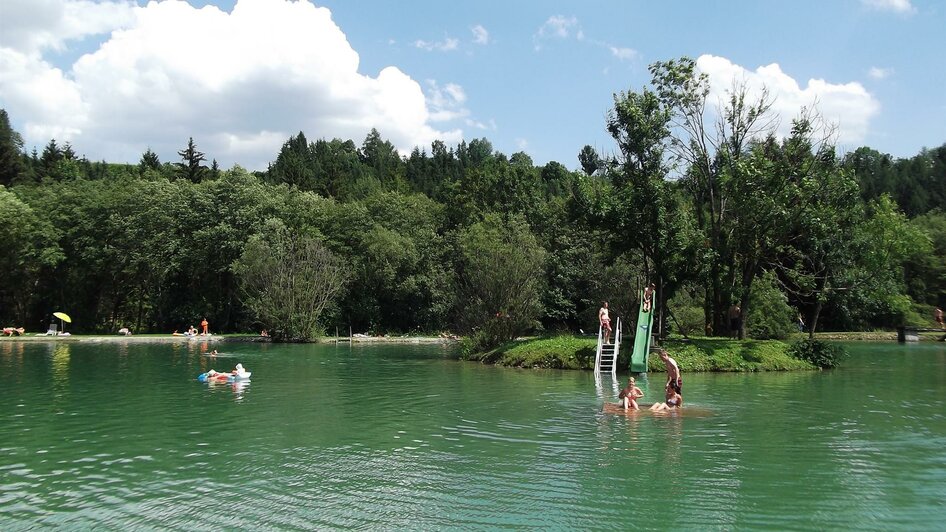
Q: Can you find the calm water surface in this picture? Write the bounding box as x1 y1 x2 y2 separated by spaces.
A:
1 339 944 530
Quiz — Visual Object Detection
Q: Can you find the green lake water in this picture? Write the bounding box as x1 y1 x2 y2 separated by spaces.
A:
1 339 944 530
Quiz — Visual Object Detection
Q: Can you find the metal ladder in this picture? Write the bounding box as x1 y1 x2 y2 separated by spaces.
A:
594 317 621 377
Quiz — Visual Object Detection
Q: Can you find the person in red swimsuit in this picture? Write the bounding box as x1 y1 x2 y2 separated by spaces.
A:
598 302 612 344
201 318 209 335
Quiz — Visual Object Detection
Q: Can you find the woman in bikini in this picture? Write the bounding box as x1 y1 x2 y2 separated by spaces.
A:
649 385 683 412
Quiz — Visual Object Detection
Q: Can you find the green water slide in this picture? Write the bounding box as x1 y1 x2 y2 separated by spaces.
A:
630 291 654 373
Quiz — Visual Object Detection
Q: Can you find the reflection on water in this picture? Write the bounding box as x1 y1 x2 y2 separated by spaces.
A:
49 343 71 399
0 340 943 529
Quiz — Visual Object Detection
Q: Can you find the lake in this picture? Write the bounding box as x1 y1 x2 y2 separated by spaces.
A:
1 339 944 530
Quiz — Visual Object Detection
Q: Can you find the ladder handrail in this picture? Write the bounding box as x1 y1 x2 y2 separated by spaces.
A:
594 317 621 376
594 324 603 374
611 317 621 377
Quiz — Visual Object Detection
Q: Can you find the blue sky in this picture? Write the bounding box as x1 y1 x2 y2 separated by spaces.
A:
0 0 943 171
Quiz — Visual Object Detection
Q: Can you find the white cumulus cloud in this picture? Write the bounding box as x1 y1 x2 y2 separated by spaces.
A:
425 80 470 123
0 0 137 56
471 25 489 45
0 0 465 169
695 55 880 145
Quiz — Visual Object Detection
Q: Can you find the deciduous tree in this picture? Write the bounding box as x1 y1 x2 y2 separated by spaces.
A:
234 219 348 341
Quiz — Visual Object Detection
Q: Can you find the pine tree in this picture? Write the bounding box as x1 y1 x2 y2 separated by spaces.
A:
0 109 25 186
176 137 206 183
139 148 161 173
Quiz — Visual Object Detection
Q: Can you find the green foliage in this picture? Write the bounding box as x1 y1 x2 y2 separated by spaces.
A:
655 338 815 372
0 186 64 323
176 137 207 183
455 214 546 350
905 210 946 307
464 335 597 369
139 148 161 174
0 84 939 345
667 285 706 336
233 219 348 341
467 335 812 372
0 109 25 186
847 144 946 217
321 190 451 333
788 339 848 369
747 271 796 340
577 145 601 176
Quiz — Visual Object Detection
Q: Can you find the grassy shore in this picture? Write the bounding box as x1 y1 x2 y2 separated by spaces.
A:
465 335 817 372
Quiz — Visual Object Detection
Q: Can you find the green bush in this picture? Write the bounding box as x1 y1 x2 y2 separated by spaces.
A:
459 330 497 359
667 286 707 336
747 271 797 340
788 339 848 369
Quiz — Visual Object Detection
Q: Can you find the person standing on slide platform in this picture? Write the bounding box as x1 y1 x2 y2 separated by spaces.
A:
599 301 612 344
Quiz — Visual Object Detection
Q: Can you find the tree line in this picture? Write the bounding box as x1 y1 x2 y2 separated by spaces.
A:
1 57 945 345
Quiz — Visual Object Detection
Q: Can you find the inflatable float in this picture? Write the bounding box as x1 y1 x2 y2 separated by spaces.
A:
198 364 251 383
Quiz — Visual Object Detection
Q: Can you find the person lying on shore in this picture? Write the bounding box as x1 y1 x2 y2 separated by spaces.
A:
617 377 644 410
3 327 26 336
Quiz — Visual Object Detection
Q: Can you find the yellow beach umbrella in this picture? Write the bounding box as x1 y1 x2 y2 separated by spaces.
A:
53 311 72 333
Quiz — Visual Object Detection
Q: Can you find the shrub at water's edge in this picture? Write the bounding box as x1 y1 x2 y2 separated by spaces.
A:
463 335 816 371
463 335 598 370
655 338 815 372
787 339 848 369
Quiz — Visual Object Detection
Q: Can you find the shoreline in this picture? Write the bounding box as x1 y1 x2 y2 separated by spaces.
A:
0 334 457 345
